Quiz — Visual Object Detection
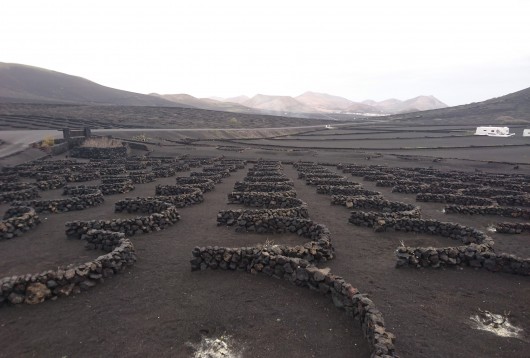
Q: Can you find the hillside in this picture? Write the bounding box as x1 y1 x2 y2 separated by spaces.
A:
242 94 317 113
0 62 180 107
385 86 530 125
153 93 254 113
357 96 448 114
295 91 354 111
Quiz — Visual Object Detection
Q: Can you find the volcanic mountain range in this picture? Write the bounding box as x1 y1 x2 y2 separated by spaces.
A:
0 62 448 116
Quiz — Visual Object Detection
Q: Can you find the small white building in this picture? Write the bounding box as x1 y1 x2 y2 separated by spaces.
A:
523 129 530 137
474 126 515 137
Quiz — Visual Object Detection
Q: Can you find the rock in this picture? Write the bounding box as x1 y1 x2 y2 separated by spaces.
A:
79 280 96 291
8 292 24 304
25 282 51 304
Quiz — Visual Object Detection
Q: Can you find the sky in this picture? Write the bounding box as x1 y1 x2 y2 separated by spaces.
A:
1 0 530 106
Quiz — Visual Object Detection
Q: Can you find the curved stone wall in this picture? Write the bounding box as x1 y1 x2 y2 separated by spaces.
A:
13 190 104 213
0 187 40 203
175 177 215 192
66 198 180 239
192 161 397 357
0 230 136 305
1 206 41 240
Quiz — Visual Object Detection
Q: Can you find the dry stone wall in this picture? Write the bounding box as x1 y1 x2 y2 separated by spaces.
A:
192 161 398 357
1 206 41 240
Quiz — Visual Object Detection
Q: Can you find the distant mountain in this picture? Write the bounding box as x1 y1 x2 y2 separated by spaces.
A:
242 94 316 113
0 62 180 107
357 96 448 114
223 95 250 105
343 102 382 114
295 91 355 111
153 93 254 113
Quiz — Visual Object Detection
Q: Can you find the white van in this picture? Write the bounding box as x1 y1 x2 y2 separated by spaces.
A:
474 126 514 137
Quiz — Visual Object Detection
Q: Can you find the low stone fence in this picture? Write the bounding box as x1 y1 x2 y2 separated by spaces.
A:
335 196 419 214
217 206 310 228
504 184 530 193
318 186 380 196
191 251 396 356
247 170 284 177
62 186 102 196
102 176 130 184
65 172 101 182
395 245 529 276
495 195 530 207
13 190 104 213
0 187 40 203
152 166 176 178
36 170 71 181
495 222 530 234
128 172 156 184
125 162 148 171
220 160 246 169
100 181 135 195
99 167 127 176
461 188 524 197
363 174 395 182
0 230 136 306
70 146 128 159
444 205 530 219
208 217 332 262
416 193 495 206
155 185 204 207
306 178 354 186
0 182 34 192
1 206 41 240
202 167 230 178
175 177 215 192
65 198 180 239
227 192 304 208
36 178 66 190
243 176 292 183
233 182 296 195
348 213 494 248
190 172 223 183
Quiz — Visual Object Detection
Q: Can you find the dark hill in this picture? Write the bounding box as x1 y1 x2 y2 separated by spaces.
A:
0 62 182 107
385 86 530 125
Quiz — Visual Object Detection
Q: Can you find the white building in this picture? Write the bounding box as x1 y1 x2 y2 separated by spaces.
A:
474 126 515 137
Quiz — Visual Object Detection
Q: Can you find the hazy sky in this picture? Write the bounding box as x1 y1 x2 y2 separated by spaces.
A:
2 0 530 105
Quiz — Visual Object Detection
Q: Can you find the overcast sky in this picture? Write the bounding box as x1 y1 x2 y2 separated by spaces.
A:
2 0 530 105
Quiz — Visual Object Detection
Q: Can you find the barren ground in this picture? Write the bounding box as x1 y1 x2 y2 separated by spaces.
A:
1 116 529 358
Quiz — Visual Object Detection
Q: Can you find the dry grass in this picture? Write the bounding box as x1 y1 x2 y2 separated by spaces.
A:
81 137 122 148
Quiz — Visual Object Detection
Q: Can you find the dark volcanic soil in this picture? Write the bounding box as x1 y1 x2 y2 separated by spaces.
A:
1 125 529 358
